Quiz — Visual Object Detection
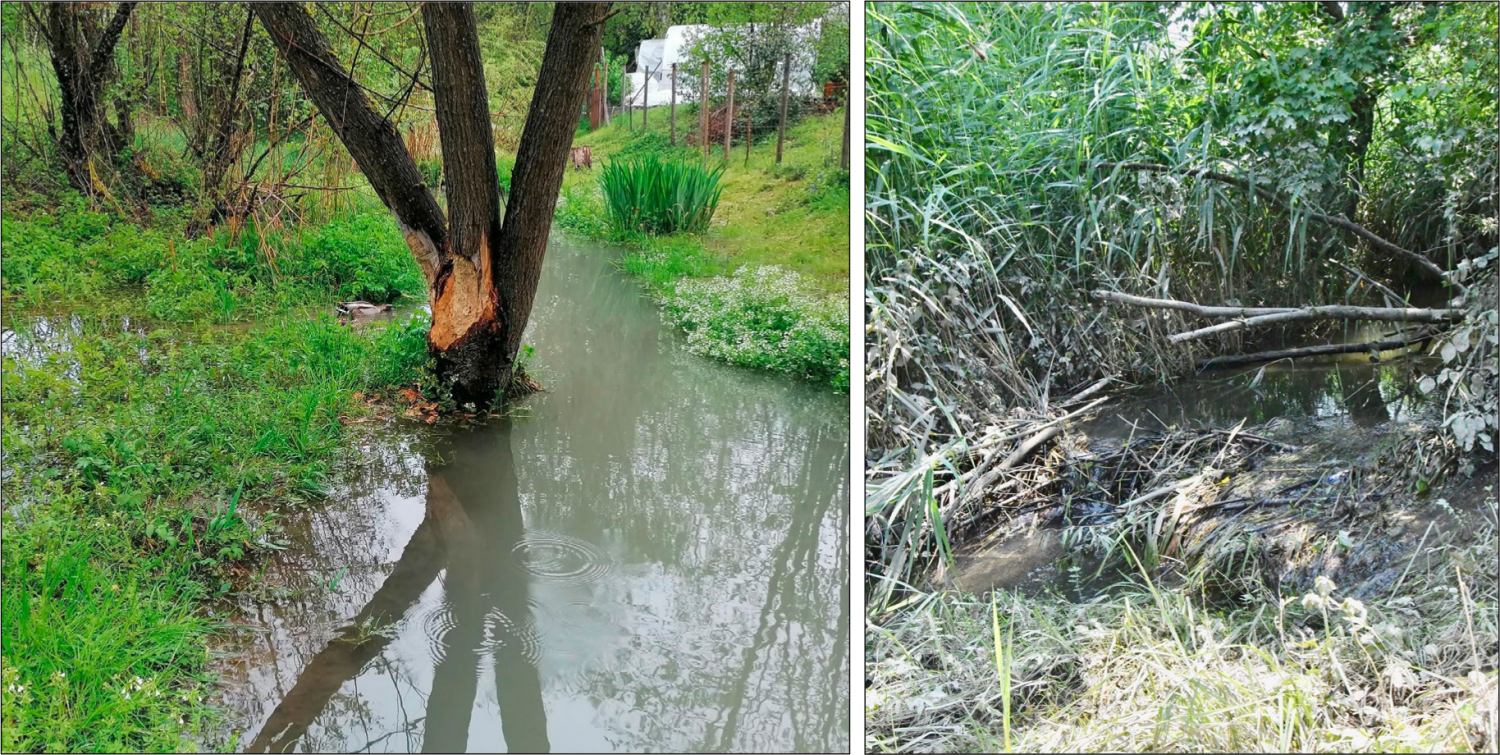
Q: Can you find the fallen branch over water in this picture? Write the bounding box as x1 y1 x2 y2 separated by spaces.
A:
1092 290 1463 343
1196 328 1437 369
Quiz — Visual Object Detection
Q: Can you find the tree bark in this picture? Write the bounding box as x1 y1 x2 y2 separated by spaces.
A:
177 49 197 123
422 2 507 406
1195 329 1434 370
256 2 608 408
252 2 448 279
44 2 137 193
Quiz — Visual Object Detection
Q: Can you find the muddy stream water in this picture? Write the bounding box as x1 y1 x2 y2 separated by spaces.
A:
202 238 850 752
945 322 1492 597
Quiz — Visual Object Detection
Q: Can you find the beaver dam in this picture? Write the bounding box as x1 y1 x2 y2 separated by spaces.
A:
866 349 1496 753
864 2 1496 751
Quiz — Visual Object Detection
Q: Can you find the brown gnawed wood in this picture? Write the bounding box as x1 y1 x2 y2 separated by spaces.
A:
399 224 443 287
421 2 508 405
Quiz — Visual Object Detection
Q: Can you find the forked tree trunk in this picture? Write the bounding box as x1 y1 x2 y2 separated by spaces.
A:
254 2 609 408
491 4 607 372
43 2 137 193
422 2 508 403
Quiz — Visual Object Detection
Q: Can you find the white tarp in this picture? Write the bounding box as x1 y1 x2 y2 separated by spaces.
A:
623 23 821 108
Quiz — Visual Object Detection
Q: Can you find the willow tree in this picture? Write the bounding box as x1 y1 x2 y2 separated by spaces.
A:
37 1 138 193
254 1 609 407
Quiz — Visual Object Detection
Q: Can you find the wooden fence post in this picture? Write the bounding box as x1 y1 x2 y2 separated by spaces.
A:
601 47 610 126
590 67 603 130
776 52 791 164
841 89 850 170
642 66 649 128
670 62 677 145
745 112 752 166
699 61 710 157
724 70 734 161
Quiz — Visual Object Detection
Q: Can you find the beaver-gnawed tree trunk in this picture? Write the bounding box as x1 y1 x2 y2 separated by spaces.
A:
253 2 610 408
41 2 137 194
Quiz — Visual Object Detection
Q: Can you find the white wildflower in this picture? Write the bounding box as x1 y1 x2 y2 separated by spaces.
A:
1314 575 1336 597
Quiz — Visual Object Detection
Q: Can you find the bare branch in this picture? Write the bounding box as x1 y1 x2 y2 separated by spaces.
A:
1092 289 1465 343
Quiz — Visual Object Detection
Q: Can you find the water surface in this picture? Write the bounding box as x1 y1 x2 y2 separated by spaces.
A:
956 324 1440 596
221 238 850 753
1079 323 1437 441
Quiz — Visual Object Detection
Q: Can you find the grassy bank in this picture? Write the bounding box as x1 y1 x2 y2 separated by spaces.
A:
867 413 1499 752
1 199 431 751
551 107 850 389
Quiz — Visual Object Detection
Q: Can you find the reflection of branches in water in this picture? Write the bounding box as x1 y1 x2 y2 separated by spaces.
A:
224 429 439 729
231 243 852 752
517 241 848 561
511 403 850 744
538 417 848 753
351 716 426 754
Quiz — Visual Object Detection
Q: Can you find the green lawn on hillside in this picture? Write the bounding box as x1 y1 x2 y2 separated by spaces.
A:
564 105 850 293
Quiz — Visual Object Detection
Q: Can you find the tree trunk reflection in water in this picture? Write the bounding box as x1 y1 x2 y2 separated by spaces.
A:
246 425 546 754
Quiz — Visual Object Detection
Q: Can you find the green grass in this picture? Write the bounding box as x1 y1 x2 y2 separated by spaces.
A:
554 107 850 388
0 182 434 751
1 198 426 322
566 106 850 292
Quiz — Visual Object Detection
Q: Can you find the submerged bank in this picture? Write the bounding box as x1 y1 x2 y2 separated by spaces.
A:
1 307 429 751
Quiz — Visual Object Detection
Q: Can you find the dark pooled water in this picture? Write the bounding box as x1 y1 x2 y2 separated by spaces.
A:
221 238 850 753
1079 327 1437 441
954 325 1440 597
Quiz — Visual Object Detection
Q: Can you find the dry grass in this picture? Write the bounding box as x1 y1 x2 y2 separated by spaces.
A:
868 491 1498 753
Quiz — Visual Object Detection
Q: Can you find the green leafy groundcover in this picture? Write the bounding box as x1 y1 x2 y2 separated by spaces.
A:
664 265 849 389
1 198 434 752
2 197 426 323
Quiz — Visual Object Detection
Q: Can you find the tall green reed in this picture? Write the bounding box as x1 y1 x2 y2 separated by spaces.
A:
599 154 726 235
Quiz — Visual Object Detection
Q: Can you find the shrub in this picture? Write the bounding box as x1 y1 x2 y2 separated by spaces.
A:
599 154 725 235
296 213 425 304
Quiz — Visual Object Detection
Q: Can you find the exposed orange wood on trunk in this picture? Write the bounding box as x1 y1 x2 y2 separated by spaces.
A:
428 235 498 351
